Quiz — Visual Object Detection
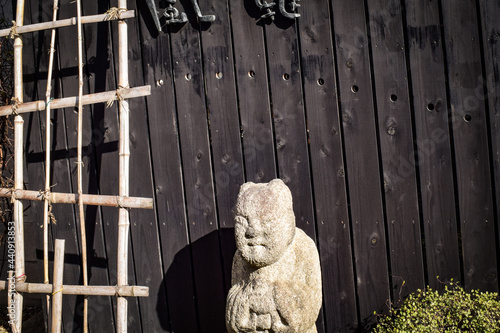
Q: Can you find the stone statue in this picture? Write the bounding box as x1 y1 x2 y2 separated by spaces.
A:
226 179 322 333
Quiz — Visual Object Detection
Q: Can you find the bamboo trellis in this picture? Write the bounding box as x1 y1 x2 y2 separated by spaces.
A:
0 1 151 332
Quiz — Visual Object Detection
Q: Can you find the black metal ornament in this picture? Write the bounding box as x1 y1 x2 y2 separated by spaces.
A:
146 0 216 31
254 0 300 20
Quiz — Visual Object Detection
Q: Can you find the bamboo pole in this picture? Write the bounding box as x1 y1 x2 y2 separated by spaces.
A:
13 116 24 333
13 0 25 330
51 239 65 333
117 0 130 331
0 10 135 37
75 1 89 331
0 281 149 297
43 0 59 319
0 85 150 116
0 188 153 209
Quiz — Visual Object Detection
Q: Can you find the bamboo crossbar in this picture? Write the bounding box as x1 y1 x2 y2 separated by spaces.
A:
0 85 151 117
0 188 153 209
0 281 149 297
0 10 135 37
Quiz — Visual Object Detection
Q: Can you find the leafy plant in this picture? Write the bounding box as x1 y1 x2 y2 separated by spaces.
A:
373 280 500 332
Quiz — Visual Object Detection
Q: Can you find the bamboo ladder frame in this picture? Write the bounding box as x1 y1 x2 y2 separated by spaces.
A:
0 1 151 332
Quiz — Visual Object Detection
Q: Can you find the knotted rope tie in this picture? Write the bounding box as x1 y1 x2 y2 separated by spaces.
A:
38 189 58 224
106 85 128 108
116 196 123 208
10 188 16 204
116 196 130 209
15 273 26 283
45 97 54 108
47 201 57 224
52 287 63 296
9 21 18 39
11 97 21 116
104 7 127 21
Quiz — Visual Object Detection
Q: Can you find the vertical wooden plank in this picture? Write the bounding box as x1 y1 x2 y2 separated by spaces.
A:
228 0 277 183
330 0 391 324
403 0 461 289
168 3 226 331
199 0 245 292
259 10 319 332
440 0 498 291
299 0 358 332
136 1 197 331
264 6 315 238
478 0 500 292
89 1 142 331
298 0 357 331
367 0 425 297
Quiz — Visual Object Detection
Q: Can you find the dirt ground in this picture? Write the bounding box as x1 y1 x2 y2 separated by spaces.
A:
0 306 45 333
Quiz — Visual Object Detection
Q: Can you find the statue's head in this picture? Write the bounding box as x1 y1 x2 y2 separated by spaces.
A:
233 179 296 267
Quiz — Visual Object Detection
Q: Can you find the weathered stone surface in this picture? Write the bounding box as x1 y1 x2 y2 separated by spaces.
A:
226 179 322 333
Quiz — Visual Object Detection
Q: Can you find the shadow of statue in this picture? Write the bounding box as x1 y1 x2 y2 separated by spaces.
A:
157 228 236 332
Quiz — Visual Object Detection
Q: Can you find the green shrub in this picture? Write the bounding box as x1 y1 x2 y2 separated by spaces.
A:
373 281 500 332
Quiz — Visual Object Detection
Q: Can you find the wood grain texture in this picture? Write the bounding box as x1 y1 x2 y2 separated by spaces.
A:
136 0 197 331
199 0 245 294
403 0 461 290
228 0 277 184
330 0 390 325
478 0 500 293
367 0 425 297
440 0 498 291
168 2 226 331
298 0 357 330
264 6 316 239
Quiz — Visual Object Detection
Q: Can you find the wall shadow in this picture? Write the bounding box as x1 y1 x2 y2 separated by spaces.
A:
157 228 236 332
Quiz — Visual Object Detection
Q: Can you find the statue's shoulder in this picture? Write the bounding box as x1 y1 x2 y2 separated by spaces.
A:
292 228 321 277
293 228 319 255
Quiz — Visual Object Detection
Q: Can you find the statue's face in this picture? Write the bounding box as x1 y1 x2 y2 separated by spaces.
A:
234 182 295 267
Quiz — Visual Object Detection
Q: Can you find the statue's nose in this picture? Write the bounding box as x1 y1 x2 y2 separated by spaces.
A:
245 219 261 238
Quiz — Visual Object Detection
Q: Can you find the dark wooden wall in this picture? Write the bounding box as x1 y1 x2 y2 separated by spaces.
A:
3 0 500 331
